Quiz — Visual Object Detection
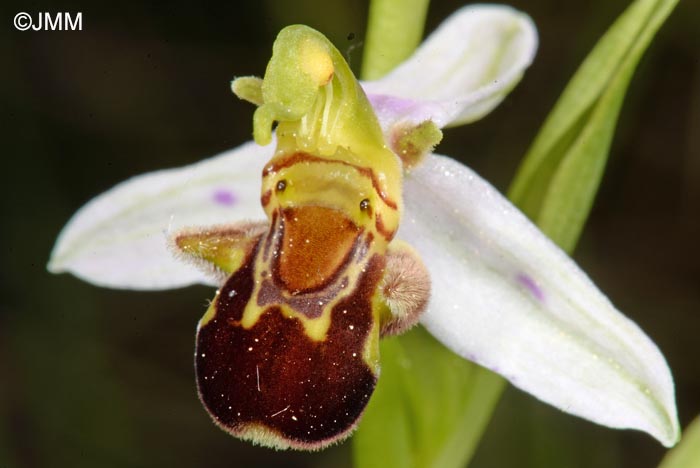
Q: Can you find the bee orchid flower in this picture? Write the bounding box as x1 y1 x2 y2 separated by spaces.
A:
47 5 679 450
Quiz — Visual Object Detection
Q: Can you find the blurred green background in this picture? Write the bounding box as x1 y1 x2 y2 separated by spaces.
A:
1 0 698 467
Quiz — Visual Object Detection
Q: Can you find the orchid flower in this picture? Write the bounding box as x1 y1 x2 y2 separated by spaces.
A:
47 4 679 450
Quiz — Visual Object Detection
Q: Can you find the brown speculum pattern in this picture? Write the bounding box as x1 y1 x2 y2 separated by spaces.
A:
195 217 385 449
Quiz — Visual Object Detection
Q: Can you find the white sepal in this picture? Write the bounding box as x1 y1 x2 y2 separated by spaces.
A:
48 141 269 289
362 5 537 133
399 153 680 447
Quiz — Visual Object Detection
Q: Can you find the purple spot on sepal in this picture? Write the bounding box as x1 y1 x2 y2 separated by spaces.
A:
213 189 237 206
516 273 545 301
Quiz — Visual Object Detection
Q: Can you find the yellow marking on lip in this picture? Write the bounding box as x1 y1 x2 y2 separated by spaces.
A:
278 305 333 341
260 155 400 244
240 300 335 342
198 300 218 329
239 233 379 342
363 293 383 368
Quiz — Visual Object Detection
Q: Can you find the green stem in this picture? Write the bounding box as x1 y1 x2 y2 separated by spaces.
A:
361 0 431 80
358 2 507 467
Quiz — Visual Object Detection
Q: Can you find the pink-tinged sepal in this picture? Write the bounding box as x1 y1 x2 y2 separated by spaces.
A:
361 5 537 135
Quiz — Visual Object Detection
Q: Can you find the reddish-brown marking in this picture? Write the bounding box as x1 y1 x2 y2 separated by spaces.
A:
261 189 272 207
262 211 278 260
196 239 386 448
374 213 395 241
264 152 398 210
276 206 361 293
174 223 267 253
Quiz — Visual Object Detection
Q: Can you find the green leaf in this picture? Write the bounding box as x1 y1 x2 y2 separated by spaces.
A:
659 417 700 468
509 0 679 251
353 328 504 468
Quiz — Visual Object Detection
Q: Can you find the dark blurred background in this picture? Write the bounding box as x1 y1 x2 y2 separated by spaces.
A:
1 0 698 467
